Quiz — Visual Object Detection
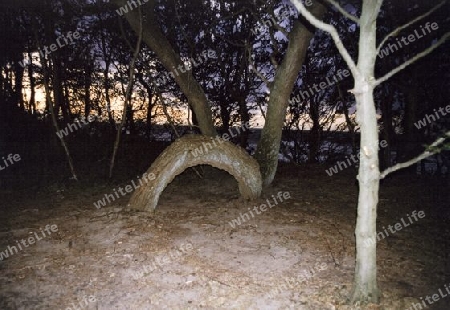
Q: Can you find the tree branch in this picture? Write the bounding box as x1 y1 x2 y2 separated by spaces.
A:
377 0 446 54
109 8 143 178
290 0 359 78
247 44 272 87
113 0 217 136
32 18 78 181
325 0 360 25
265 9 289 37
380 130 450 179
374 32 450 87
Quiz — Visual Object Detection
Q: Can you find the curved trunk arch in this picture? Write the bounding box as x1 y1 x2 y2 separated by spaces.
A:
128 135 262 211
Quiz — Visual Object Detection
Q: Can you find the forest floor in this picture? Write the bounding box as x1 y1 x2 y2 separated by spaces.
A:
0 163 449 310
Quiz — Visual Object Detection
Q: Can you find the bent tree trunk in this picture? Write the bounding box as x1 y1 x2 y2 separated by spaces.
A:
113 0 216 137
128 135 262 211
255 1 326 186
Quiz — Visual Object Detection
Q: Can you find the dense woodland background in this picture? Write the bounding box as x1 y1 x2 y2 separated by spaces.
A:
0 1 449 308
0 0 449 189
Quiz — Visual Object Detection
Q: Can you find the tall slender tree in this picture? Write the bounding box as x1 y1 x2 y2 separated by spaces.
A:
291 0 450 303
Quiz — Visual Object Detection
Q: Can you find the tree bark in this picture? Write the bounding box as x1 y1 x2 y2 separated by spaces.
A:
351 0 382 303
128 135 262 211
113 0 216 137
254 2 326 186
290 0 383 303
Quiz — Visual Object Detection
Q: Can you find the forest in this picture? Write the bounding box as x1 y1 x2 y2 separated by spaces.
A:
0 0 449 309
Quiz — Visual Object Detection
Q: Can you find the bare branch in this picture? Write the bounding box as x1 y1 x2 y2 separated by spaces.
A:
248 5 289 38
377 0 446 53
109 8 143 178
271 21 290 38
266 10 289 37
247 45 272 87
380 131 450 179
267 26 281 69
290 0 359 78
374 32 450 87
325 0 360 25
32 18 78 181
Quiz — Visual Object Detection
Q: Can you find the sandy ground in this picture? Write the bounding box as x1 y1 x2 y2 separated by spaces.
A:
0 164 449 310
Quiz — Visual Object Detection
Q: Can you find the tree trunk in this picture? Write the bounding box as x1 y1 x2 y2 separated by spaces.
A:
219 100 231 135
84 63 92 118
238 96 250 148
109 19 142 179
63 80 72 120
51 55 70 123
13 61 24 111
27 51 36 115
128 135 262 211
36 41 78 181
338 84 357 155
308 101 321 163
114 0 216 137
379 87 394 170
104 61 117 136
139 76 155 140
351 0 381 303
97 12 117 137
126 104 135 134
254 2 326 186
399 79 420 162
